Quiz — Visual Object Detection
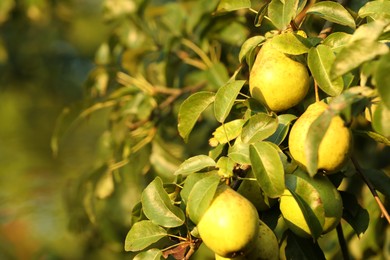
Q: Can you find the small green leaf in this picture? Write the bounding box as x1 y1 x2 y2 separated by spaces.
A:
228 139 251 165
268 0 299 30
174 155 216 176
178 91 215 142
249 142 284 198
216 0 251 13
142 177 185 228
266 114 297 145
214 80 246 123
134 248 162 260
340 191 369 237
304 109 333 176
358 1 390 20
323 32 352 53
374 52 390 110
187 174 220 224
212 119 246 145
254 3 268 27
216 156 235 178
372 102 390 138
285 231 326 259
241 113 278 143
124 220 167 251
308 45 344 96
285 174 325 239
270 32 311 55
307 1 356 29
239 36 265 62
180 171 216 204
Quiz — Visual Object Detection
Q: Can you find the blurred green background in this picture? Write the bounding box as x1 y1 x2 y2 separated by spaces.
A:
0 0 116 258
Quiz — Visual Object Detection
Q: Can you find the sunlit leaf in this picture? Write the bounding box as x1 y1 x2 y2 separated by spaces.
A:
174 155 216 176
178 91 215 142
307 1 356 29
249 142 284 198
212 119 246 145
187 174 220 224
372 102 390 138
228 139 251 165
308 45 344 96
358 1 390 20
216 156 235 178
216 0 251 13
268 0 299 30
374 52 390 110
241 113 278 143
239 36 265 62
214 80 246 123
322 32 352 53
285 174 325 239
266 114 297 145
270 32 311 55
304 109 333 176
141 177 185 228
124 220 167 251
134 248 162 260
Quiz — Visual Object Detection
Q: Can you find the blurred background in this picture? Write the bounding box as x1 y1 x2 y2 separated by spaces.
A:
0 0 115 258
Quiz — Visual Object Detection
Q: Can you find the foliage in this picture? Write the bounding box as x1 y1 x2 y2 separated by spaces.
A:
50 0 390 259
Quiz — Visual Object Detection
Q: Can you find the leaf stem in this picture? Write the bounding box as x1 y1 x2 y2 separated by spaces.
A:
351 156 390 224
336 223 350 260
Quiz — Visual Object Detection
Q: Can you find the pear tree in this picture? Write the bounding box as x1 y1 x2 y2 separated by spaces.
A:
55 0 390 259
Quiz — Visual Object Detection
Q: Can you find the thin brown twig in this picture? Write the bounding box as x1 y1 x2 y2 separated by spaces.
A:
336 223 350 260
351 156 390 224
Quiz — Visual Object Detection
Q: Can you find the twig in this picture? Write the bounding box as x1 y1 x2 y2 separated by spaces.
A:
351 156 390 224
336 223 350 260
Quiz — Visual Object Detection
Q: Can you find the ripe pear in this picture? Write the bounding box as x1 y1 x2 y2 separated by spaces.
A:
237 170 277 212
197 185 259 258
245 220 279 260
249 36 310 112
288 101 352 173
279 170 343 238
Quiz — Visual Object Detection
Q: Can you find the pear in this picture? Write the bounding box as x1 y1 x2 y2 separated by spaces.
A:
244 220 279 260
288 101 352 173
197 185 259 258
249 35 310 112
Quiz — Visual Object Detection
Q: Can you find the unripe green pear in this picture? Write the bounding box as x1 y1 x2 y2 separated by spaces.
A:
245 220 279 260
288 101 352 173
249 35 310 112
197 185 259 258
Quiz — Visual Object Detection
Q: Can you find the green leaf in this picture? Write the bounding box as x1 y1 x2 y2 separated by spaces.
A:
361 169 390 198
228 139 251 165
249 142 284 198
239 36 265 62
206 62 230 90
241 113 278 143
124 220 167 252
372 102 390 138
266 114 297 145
374 52 390 110
353 129 390 146
216 0 251 13
270 32 311 55
187 174 220 224
323 32 352 53
340 191 369 237
212 119 246 145
134 249 162 260
285 231 326 260
216 156 235 178
308 45 344 96
141 177 185 228
285 174 325 239
307 1 356 29
358 1 390 20
178 91 215 142
214 80 246 123
350 20 388 42
268 0 299 30
254 3 268 27
304 109 333 176
174 155 216 176
180 171 217 205
331 40 389 82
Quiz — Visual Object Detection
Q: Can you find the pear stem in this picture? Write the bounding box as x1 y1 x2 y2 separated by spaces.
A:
351 156 390 224
314 80 320 102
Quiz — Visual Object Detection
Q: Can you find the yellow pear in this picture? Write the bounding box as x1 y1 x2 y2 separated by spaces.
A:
279 170 343 238
197 185 259 258
237 170 277 212
288 101 352 173
245 220 279 260
249 35 310 112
